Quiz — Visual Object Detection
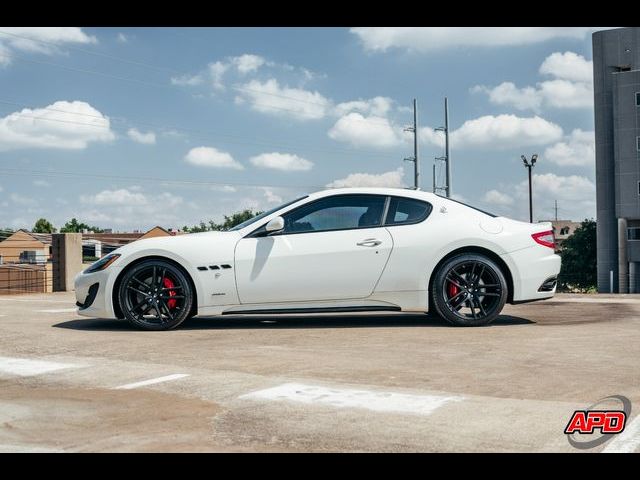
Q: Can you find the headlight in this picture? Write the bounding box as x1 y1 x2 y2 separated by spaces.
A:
84 253 121 274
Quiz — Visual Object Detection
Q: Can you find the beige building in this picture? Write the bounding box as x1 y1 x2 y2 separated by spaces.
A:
0 230 51 264
0 230 53 295
539 220 581 251
83 226 180 256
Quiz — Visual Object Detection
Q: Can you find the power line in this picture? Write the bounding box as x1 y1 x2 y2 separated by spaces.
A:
0 29 378 114
0 99 404 158
0 167 325 190
0 29 182 74
0 52 171 89
0 38 399 129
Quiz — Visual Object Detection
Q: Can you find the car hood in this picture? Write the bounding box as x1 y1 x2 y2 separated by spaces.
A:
113 230 242 257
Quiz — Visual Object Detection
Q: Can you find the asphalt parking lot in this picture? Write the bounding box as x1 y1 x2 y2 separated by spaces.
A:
0 292 639 452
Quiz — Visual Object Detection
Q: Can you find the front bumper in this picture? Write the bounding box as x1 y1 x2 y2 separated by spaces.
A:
74 266 121 318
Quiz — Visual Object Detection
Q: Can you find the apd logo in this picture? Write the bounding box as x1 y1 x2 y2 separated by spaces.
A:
564 395 631 449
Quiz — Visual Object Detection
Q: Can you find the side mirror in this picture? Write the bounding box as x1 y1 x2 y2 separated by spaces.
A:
265 216 285 233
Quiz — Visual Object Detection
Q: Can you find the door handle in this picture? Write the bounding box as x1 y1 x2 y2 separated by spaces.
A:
357 238 382 247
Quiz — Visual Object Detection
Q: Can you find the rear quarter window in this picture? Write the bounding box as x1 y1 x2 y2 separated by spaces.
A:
384 197 432 226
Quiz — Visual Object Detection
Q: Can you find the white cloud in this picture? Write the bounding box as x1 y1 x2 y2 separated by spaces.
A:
0 27 96 66
515 173 596 220
483 189 514 206
263 188 283 204
481 173 597 221
471 83 542 111
184 146 243 169
539 51 592 83
472 51 593 111
0 43 10 67
328 113 404 148
210 185 237 193
231 54 266 74
209 61 228 90
421 114 563 150
79 189 185 228
334 96 393 117
81 188 148 206
250 152 313 171
33 179 51 187
171 73 204 86
237 78 330 120
116 32 128 43
173 53 317 95
327 168 405 188
537 79 593 109
544 129 595 167
527 173 595 202
351 27 596 52
10 193 37 206
0 100 114 151
127 127 156 145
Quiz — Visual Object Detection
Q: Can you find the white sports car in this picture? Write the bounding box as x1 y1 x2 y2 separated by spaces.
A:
75 188 561 330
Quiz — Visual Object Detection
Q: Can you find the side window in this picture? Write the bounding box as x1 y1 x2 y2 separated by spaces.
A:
282 194 386 234
384 197 432 226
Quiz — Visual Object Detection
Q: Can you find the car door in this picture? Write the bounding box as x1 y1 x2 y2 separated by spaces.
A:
234 194 393 304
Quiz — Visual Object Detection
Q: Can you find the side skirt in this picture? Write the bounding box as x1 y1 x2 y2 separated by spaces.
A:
221 305 402 315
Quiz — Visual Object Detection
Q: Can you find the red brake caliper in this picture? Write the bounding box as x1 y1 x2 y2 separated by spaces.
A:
447 282 459 300
163 277 177 309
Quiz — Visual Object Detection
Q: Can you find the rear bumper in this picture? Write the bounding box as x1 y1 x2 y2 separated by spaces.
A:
502 246 561 302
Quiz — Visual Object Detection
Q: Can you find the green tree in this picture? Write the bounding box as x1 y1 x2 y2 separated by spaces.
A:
60 218 104 233
182 209 261 233
32 218 56 233
557 219 596 292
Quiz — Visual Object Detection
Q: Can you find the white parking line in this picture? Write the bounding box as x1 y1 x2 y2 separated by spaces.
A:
36 308 77 313
0 444 66 453
602 415 640 453
239 383 464 416
113 374 190 390
0 357 82 377
0 298 70 303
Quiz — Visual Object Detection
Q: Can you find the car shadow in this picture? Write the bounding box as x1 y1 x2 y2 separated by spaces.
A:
53 313 534 331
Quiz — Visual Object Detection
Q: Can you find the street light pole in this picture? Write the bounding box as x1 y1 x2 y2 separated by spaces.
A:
522 154 538 223
527 164 533 223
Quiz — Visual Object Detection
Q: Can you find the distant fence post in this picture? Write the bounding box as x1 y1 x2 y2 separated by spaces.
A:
52 233 83 292
610 270 614 294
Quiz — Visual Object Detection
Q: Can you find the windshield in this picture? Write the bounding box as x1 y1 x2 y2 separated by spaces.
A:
228 195 309 231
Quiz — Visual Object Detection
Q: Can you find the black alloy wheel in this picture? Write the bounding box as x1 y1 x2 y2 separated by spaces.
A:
118 259 193 331
431 253 507 327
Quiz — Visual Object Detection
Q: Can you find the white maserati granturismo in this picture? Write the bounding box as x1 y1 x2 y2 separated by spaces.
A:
74 188 561 330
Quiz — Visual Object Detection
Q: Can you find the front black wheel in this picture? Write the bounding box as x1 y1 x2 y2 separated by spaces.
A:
431 253 507 327
118 259 193 331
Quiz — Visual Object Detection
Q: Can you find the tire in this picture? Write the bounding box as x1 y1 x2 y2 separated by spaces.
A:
430 253 507 327
118 259 194 331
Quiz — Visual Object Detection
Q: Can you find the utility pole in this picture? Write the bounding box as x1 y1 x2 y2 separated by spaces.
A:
432 164 436 193
522 154 538 223
404 99 420 190
434 97 451 197
444 97 451 198
554 200 558 221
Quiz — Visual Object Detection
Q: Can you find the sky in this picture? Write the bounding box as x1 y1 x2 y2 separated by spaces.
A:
0 27 601 231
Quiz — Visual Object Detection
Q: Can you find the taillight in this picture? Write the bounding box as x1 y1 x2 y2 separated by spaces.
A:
532 230 555 249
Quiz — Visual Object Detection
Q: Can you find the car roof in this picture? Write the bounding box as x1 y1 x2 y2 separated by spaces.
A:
307 187 440 202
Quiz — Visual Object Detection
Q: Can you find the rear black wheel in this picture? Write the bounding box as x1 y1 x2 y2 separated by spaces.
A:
431 253 507 327
118 259 193 331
